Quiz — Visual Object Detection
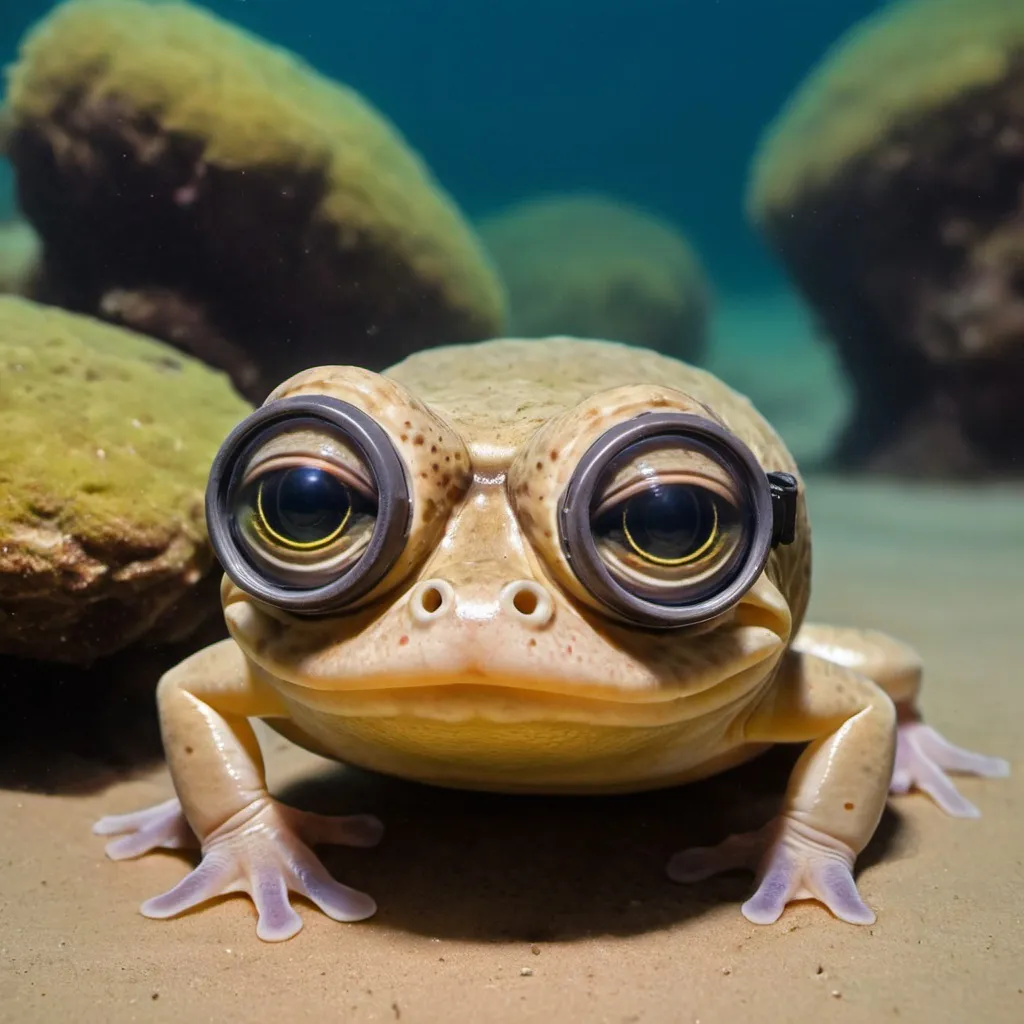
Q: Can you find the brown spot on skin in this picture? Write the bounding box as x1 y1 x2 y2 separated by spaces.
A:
430 445 437 453
844 802 855 811
400 434 408 442
446 485 462 501
444 455 450 462
184 746 194 755
549 450 559 461
432 462 440 471
528 638 537 647
419 471 428 479
454 452 463 462
399 635 409 646
413 434 425 445
566 645 573 655
544 529 552 538
536 461 543 470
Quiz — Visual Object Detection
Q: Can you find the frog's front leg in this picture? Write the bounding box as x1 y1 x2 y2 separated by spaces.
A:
668 649 895 925
93 639 382 941
793 624 1009 817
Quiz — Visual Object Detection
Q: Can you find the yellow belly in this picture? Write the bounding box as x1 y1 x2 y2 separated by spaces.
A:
268 702 768 795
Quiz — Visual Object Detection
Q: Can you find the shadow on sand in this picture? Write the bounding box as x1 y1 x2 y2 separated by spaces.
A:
263 750 907 943
2 647 906 944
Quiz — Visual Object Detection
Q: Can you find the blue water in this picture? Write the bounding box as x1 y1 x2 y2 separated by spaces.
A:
1 0 885 292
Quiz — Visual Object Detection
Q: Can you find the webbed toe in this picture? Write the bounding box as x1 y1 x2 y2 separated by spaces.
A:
891 721 1010 817
140 801 381 941
668 816 875 926
96 796 382 940
93 797 196 860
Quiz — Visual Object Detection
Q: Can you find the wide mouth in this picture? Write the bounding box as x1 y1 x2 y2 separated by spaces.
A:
254 628 785 728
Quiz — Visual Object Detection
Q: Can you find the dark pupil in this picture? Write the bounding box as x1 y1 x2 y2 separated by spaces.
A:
262 467 350 544
624 485 712 561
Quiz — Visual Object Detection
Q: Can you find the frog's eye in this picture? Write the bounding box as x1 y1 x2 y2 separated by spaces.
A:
206 396 412 615
558 412 798 628
590 477 744 592
234 457 377 577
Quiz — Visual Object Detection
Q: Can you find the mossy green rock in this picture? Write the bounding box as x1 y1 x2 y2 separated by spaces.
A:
0 220 41 297
746 0 1024 475
4 0 506 404
478 195 709 363
0 297 251 662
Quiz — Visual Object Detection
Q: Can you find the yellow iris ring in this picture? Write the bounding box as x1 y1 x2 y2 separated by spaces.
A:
251 475 352 551
621 494 720 567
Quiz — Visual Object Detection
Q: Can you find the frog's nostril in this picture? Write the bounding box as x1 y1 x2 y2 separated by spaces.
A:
500 580 554 628
410 579 454 623
512 588 538 616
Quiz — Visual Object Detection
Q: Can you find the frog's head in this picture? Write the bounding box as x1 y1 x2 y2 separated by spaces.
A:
204 354 802 783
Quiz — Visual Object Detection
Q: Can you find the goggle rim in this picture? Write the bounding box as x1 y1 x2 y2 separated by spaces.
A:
557 411 786 629
205 395 412 615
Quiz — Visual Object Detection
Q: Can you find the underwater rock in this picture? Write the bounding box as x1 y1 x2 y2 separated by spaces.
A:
748 0 1024 477
0 220 42 297
0 296 251 664
2 0 506 405
478 194 709 362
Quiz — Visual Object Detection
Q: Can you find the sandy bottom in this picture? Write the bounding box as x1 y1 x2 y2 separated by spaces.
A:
2 298 1022 1024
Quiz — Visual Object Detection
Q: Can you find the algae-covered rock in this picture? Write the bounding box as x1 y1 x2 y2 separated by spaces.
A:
2 0 506 404
748 0 1024 477
0 297 251 663
478 194 709 362
0 220 41 297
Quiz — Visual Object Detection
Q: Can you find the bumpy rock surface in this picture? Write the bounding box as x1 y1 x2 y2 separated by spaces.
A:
3 0 506 404
0 297 251 663
748 0 1024 477
478 194 709 362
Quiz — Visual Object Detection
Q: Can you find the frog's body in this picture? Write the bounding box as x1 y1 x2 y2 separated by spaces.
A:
95 338 1009 942
252 340 807 795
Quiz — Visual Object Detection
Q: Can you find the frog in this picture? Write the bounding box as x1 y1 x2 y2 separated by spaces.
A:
93 337 1009 942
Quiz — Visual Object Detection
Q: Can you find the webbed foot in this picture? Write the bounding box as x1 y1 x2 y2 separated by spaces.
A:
94 797 383 940
667 816 874 926
891 720 1010 818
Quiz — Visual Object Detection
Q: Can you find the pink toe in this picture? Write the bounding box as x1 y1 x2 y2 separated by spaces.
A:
741 869 794 925
811 860 875 925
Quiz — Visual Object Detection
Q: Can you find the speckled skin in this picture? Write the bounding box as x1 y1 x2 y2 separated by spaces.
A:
94 338 1009 941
